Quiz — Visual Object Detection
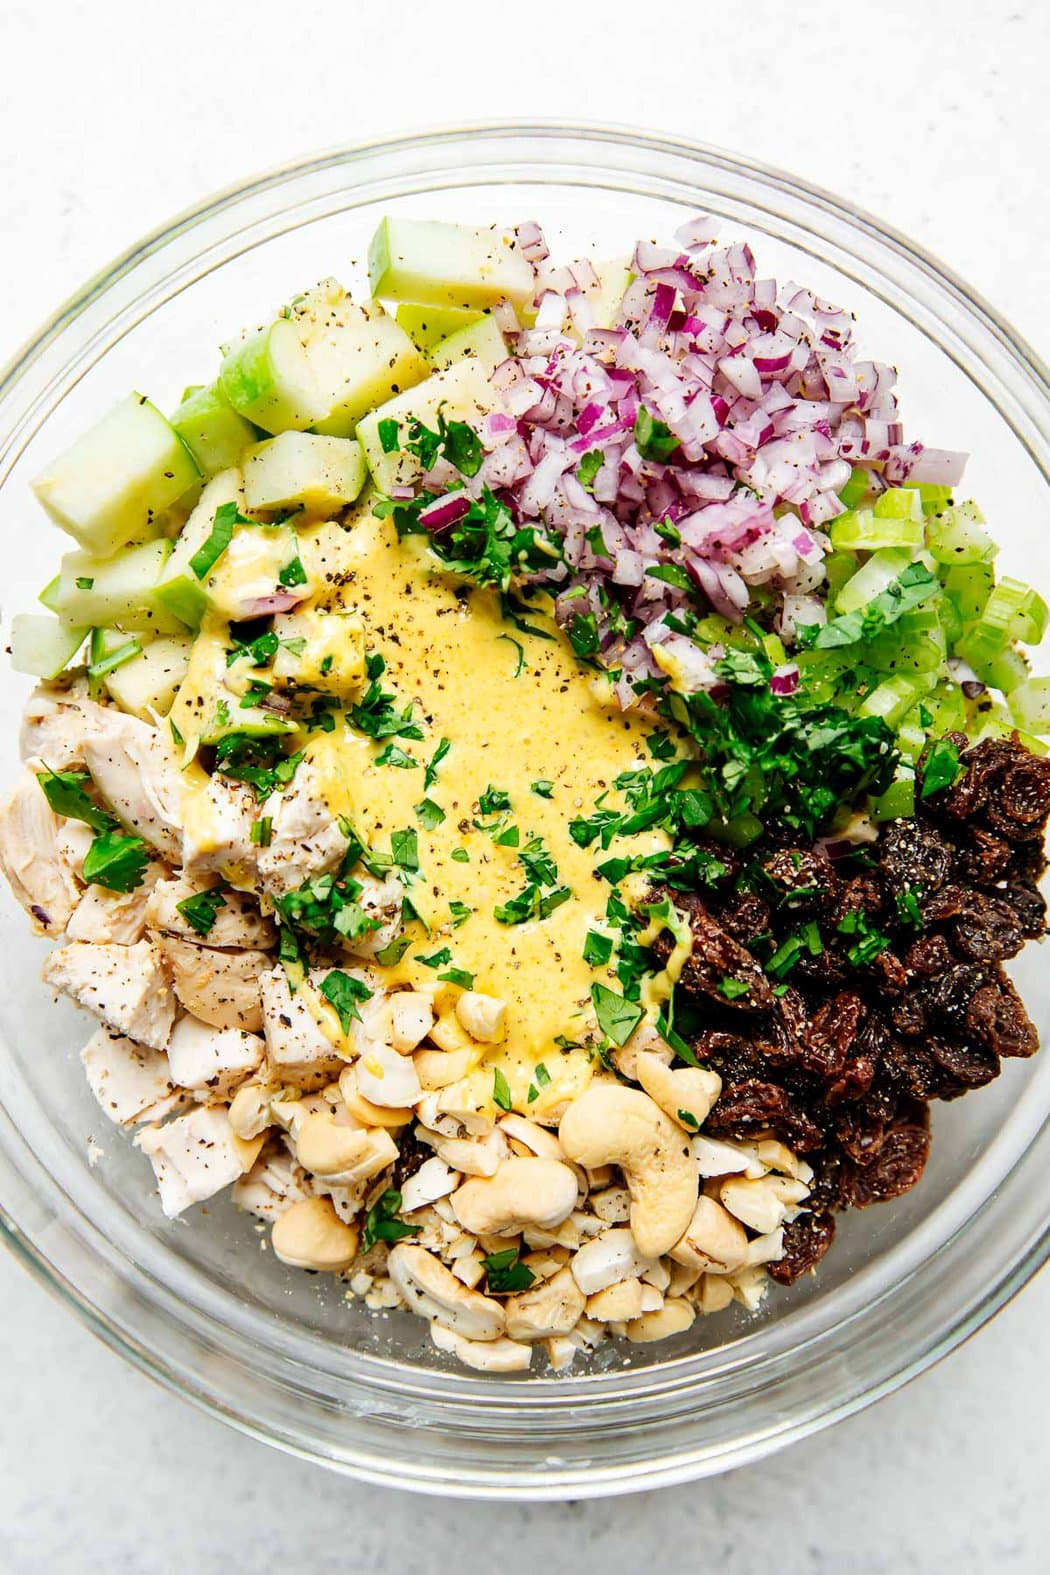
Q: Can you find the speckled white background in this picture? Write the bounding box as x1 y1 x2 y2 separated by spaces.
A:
2 0 1048 1567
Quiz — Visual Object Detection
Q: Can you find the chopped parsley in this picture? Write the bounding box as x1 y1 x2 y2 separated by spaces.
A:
438 966 475 989
920 737 964 799
448 899 472 928
213 735 303 801
576 449 604 491
417 947 452 969
492 1067 513 1112
531 779 554 798
718 977 750 1001
482 1247 535 1293
389 827 419 873
349 652 424 743
374 934 412 966
377 417 400 454
634 406 680 463
478 785 512 816
278 551 308 589
175 884 227 937
374 742 418 769
404 410 484 477
81 829 149 894
836 910 890 967
189 501 244 580
567 610 600 660
320 968 373 1031
796 562 940 651
361 1188 416 1251
414 797 446 830
583 930 614 967
36 766 113 833
450 847 470 863
765 921 824 979
380 484 559 594
590 983 644 1046
424 737 451 790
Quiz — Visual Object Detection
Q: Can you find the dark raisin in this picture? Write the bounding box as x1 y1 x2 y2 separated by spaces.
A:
767 1212 836 1285
800 992 865 1077
839 1124 930 1206
965 976 1039 1058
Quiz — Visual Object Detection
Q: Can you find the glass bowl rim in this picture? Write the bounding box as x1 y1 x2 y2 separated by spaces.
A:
0 118 1048 1499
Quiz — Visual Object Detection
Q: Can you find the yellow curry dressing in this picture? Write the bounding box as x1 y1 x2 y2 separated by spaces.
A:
299 510 669 1113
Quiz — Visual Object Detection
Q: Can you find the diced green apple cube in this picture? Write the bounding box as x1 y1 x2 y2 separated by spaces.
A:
103 636 193 719
368 218 535 312
52 539 184 635
171 382 258 478
243 433 367 517
10 614 88 680
219 317 325 434
356 360 498 493
169 625 297 749
154 470 244 629
295 292 430 439
428 315 508 374
396 303 485 352
31 393 201 556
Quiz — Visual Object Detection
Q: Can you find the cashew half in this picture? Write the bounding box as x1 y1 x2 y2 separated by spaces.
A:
625 1298 695 1343
454 991 507 1043
295 1114 397 1184
338 1065 413 1129
669 1195 749 1275
271 1197 359 1271
429 1321 532 1372
559 1082 698 1258
451 1157 578 1237
387 1244 506 1340
633 1051 722 1133
504 1267 585 1342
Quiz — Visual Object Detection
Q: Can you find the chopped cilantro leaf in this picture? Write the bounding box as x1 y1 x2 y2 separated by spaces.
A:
423 737 451 790
414 797 445 830
377 417 400 454
448 899 472 928
438 966 475 989
531 779 554 798
362 1188 416 1251
374 742 418 769
278 551 308 589
417 947 452 969
567 611 600 660
374 934 412 966
189 501 243 580
478 786 512 815
390 827 419 872
450 847 470 863
576 449 604 491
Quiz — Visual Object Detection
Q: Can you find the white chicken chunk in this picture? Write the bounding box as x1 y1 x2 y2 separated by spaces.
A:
66 862 165 945
257 756 348 898
342 871 404 961
165 1016 265 1098
135 1104 260 1217
181 775 257 886
81 714 183 862
0 773 81 935
81 1025 184 1126
42 939 175 1051
145 874 275 951
156 934 267 1032
19 685 110 770
259 966 346 1088
54 818 94 880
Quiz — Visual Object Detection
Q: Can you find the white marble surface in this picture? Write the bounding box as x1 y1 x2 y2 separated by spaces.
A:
1 0 1048 1566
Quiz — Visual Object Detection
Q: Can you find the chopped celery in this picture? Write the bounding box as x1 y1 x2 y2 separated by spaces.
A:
916 482 954 515
870 770 916 821
837 466 872 510
1011 586 1049 646
940 561 994 625
896 710 928 764
955 577 1034 667
866 607 946 675
830 504 923 552
834 548 913 614
921 685 968 736
873 487 924 523
859 674 931 729
822 550 858 603
1008 678 1050 735
969 644 1030 695
925 501 997 566
762 632 787 666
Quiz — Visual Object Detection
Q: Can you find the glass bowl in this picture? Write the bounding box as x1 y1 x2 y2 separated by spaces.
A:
0 122 1048 1500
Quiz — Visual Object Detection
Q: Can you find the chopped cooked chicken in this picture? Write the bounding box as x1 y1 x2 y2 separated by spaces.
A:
342 871 404 960
19 684 110 769
82 715 183 861
135 1104 262 1217
258 756 348 898
54 818 94 880
259 966 346 1087
145 874 276 950
81 1025 184 1126
165 1016 265 1098
156 934 267 1031
42 939 175 1050
0 773 81 935
66 863 165 945
181 774 257 886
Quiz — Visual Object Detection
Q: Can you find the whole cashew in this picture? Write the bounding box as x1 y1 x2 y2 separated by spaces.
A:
450 1157 579 1236
387 1244 506 1340
429 1321 532 1372
633 1050 722 1133
295 1114 397 1184
559 1081 698 1258
271 1196 359 1271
